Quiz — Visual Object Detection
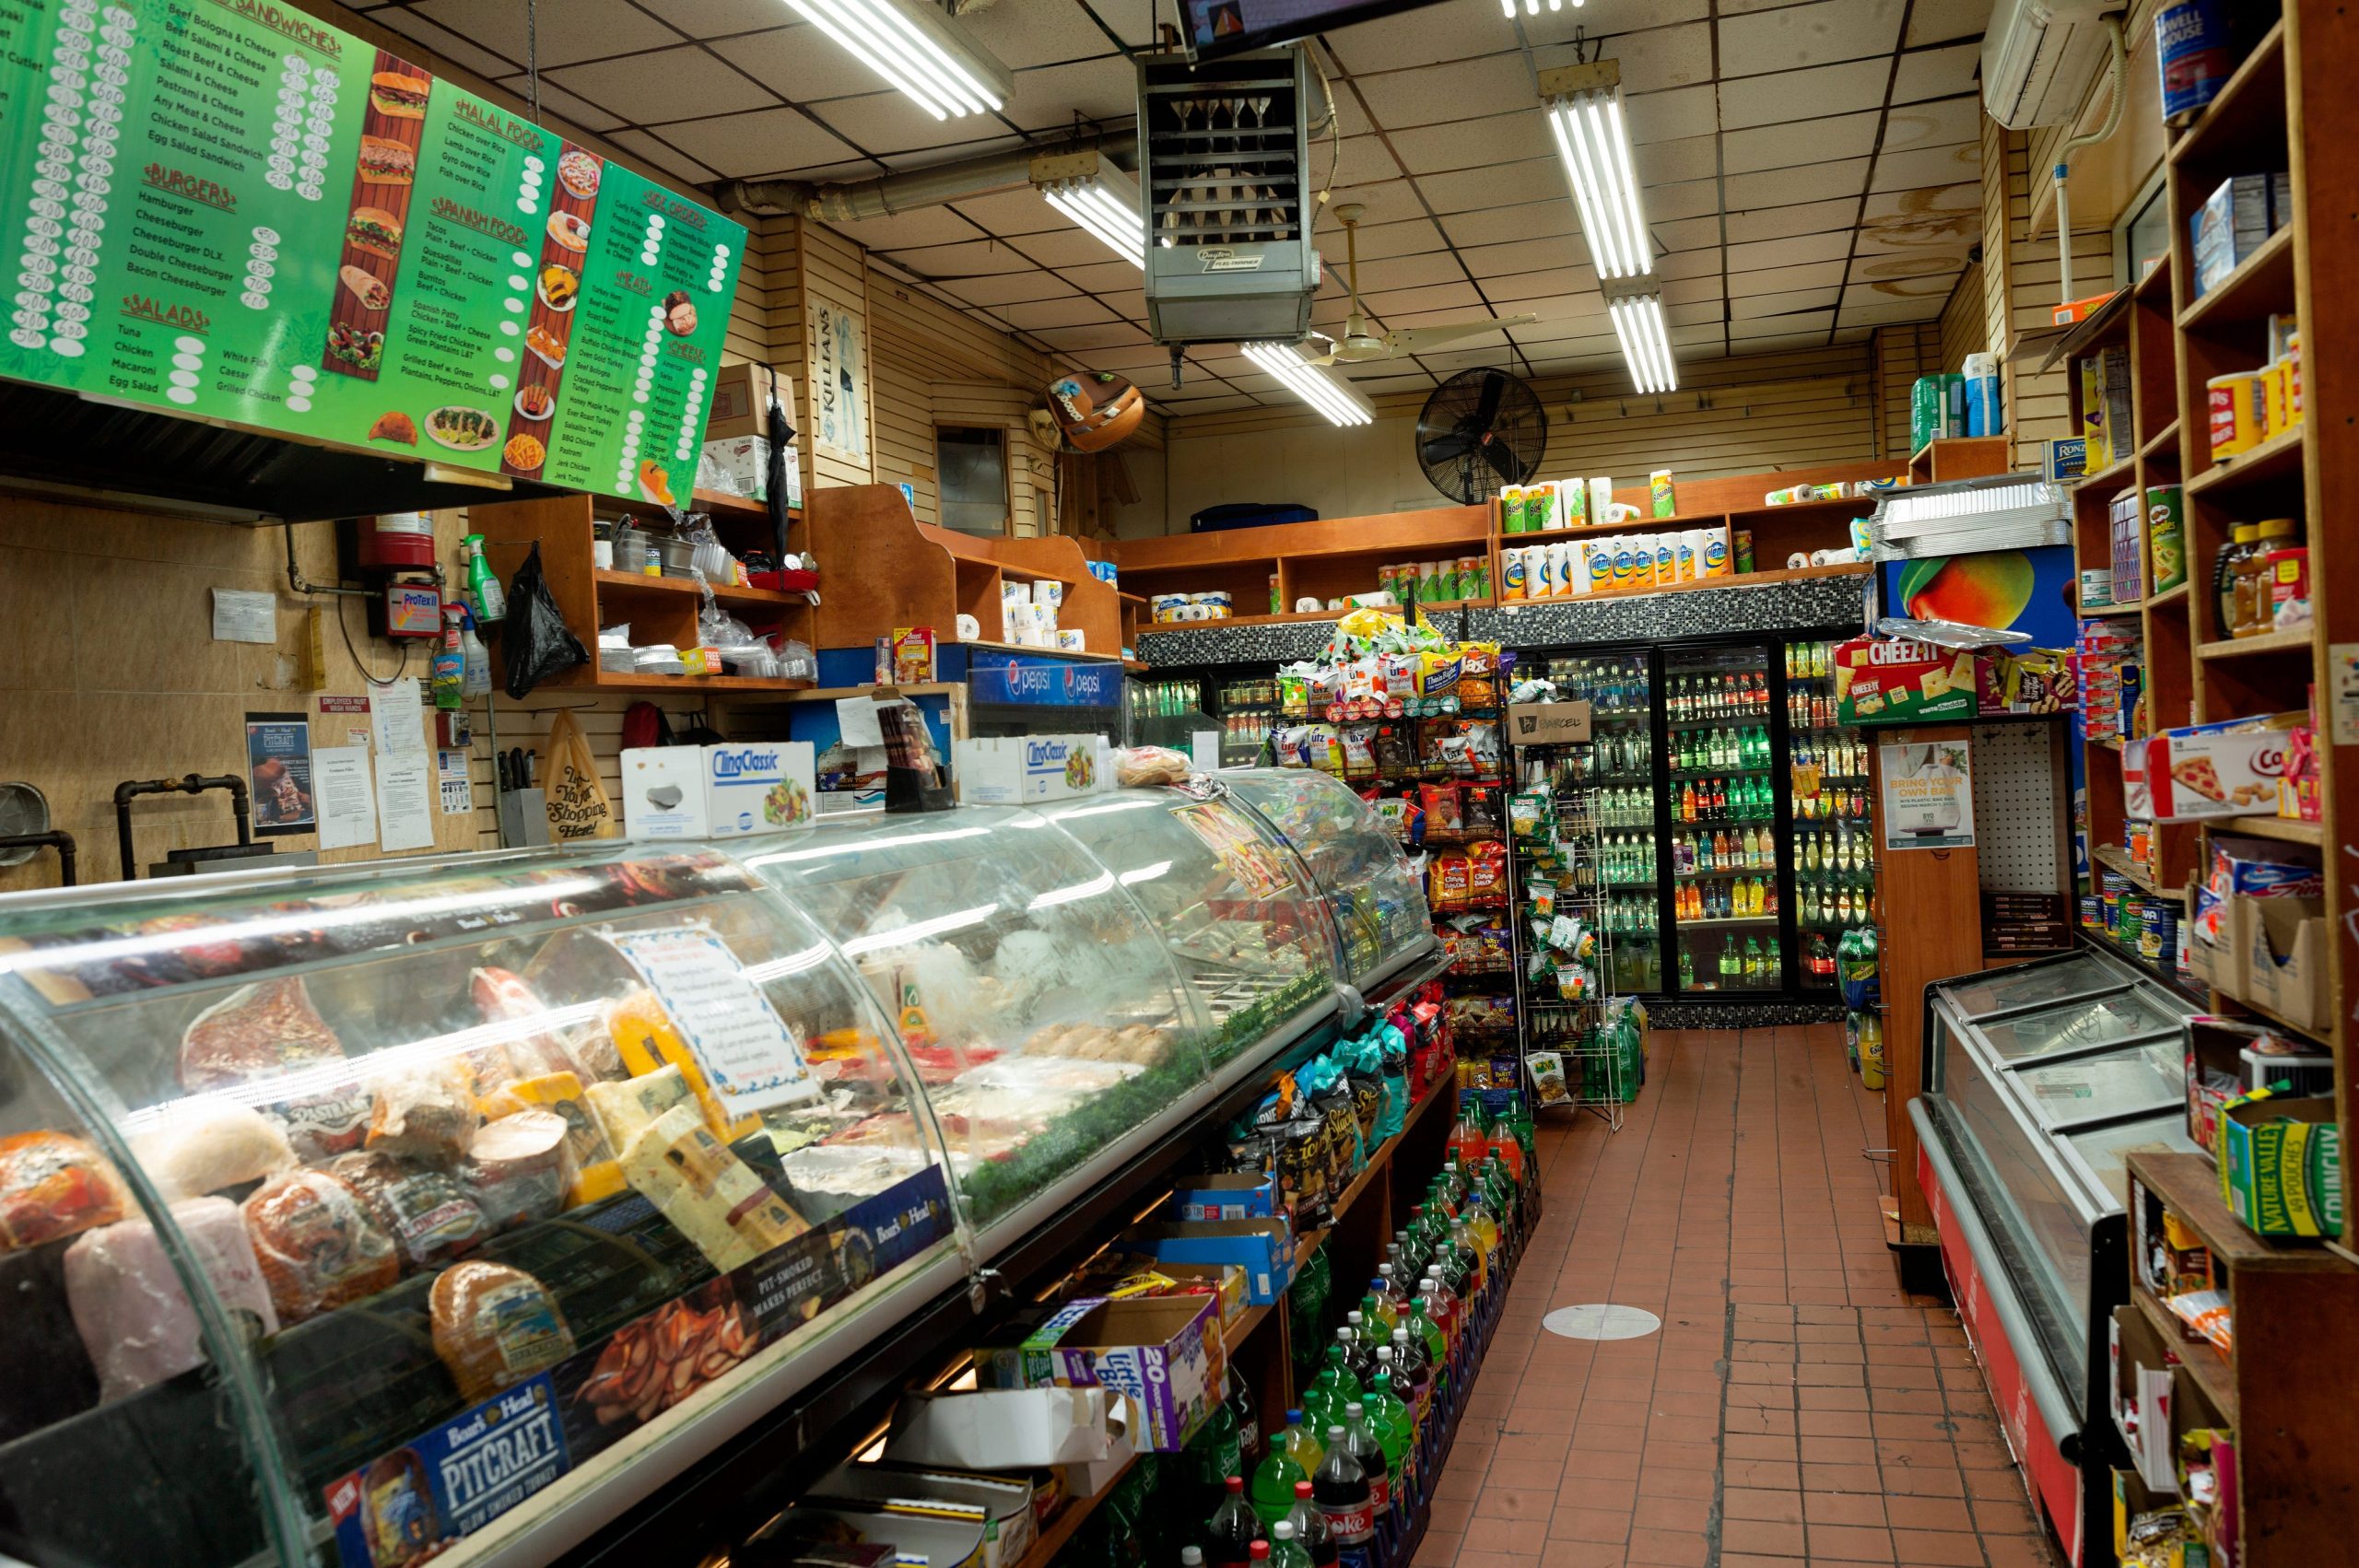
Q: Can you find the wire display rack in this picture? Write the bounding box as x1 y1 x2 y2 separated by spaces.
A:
1504 743 1632 1129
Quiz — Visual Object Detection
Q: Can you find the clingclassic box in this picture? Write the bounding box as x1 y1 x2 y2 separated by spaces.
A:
953 734 1103 805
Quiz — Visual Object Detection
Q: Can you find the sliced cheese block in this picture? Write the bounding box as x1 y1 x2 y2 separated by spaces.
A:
619 1106 807 1273
476 1072 620 1209
607 990 759 1144
583 1065 693 1152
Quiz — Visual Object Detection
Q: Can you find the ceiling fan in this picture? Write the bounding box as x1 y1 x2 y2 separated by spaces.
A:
1299 202 1538 367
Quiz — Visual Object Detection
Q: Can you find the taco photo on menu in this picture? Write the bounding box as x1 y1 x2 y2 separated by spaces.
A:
338 264 391 313
358 135 415 186
370 72 429 119
346 207 404 260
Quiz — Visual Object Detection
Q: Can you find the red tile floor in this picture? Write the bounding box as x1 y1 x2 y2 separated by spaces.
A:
1413 1025 2065 1568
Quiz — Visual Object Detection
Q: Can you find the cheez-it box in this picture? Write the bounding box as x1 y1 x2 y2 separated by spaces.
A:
1834 638 1978 725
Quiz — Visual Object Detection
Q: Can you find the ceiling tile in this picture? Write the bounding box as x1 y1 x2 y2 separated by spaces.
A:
1532 21 1713 96
1840 275 1955 310
1508 315 1612 345
950 189 1070 239
378 14 516 79
1652 215 1724 254
1438 201 1567 249
1727 260 1848 297
1423 157 1562 213
1717 0 1907 78
993 296 1121 331
1482 266 1594 304
1391 112 1551 177
1513 0 1709 49
604 127 724 185
552 45 779 123
1654 246 1724 282
1003 226 1133 269
1075 0 1157 50
651 107 855 178
1509 291 1610 326
1731 287 1842 321
1645 175 1735 224
1724 197 1860 244
1456 234 1588 277
1062 258 1145 294
489 76 626 134
1849 249 1969 283
1663 298 1723 327
714 25 902 106
1852 216 1977 260
1351 252 1470 292
1318 179 1428 227
945 270 1082 307
1093 287 1145 319
1907 0 1994 46
1727 230 1855 273
1412 346 1529 376
1731 310 1835 338
1720 111 1881 176
630 0 786 38
1869 141 1980 193
1323 6 1515 75
1362 281 1486 316
407 0 680 65
1355 55 1537 131
880 238 1042 278
881 131 1031 170
1721 158 1871 210
1892 41 1979 104
1836 295 1948 325
1881 94 1980 152
1633 134 1720 186
1727 328 1837 352
809 91 989 156
1662 275 1726 307
827 207 987 252
1621 83 1720 145
1342 216 1449 262
957 0 1125 67
1860 180 1979 223
1717 61 1890 129
1005 56 1138 130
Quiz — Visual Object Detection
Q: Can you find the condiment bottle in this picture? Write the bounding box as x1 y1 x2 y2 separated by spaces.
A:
2232 518 2298 637
2212 521 2259 640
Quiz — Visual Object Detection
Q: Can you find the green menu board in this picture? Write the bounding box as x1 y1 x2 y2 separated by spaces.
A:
0 0 744 503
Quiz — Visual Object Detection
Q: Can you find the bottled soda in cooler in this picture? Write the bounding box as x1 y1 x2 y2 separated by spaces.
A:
1207 1475 1264 1568
1314 1425 1376 1568
1252 1409 1320 1527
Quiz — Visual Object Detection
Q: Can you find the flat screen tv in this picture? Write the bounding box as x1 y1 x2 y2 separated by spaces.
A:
1180 0 1452 61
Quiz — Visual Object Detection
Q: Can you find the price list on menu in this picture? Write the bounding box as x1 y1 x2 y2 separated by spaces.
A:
0 0 744 497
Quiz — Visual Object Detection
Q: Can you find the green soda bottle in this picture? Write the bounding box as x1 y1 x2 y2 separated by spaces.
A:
1366 1352 1414 1492
1250 1409 1314 1528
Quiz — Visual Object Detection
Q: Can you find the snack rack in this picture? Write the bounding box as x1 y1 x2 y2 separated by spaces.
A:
1506 740 1625 1127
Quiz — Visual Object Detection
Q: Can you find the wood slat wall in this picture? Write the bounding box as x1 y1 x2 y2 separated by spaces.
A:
1981 109 2120 472
1941 259 1989 371
1872 322 1941 460
798 223 877 496
1156 345 1885 530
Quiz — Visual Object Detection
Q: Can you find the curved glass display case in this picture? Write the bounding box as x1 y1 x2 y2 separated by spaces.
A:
0 778 1422 1568
1220 769 1433 986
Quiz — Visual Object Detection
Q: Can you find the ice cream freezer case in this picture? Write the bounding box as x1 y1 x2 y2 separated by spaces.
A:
0 770 1431 1568
1906 948 2201 1567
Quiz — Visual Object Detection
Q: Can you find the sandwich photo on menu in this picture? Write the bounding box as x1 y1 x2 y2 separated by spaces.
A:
358 135 416 187
323 46 429 384
346 208 404 261
370 72 429 118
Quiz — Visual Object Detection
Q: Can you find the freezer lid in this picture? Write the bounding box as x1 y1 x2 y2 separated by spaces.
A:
1978 988 2188 1063
2061 1112 2198 1208
2013 1039 2187 1129
1942 953 2130 1021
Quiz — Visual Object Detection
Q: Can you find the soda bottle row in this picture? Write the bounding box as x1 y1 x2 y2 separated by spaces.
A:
1675 876 1775 922
1677 775 1773 824
1544 654 1649 712
1784 639 1836 680
1672 825 1774 874
1587 725 1651 778
1799 826 1872 874
1602 831 1656 883
1678 932 1778 989
1791 733 1865 779
1794 778 1868 822
1668 668 1767 720
1672 725 1771 772
1787 685 1842 730
1797 876 1874 929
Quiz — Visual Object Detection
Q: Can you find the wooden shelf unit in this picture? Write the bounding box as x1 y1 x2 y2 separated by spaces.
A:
1114 504 1496 623
479 491 819 694
1907 435 2013 484
2120 1152 2359 1567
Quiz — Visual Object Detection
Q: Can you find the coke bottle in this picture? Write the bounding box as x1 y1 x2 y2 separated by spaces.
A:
1313 1425 1376 1568
1207 1475 1262 1568
1285 1480 1336 1568
1250 1543 1270 1566
1389 1325 1433 1427
1343 1402 1395 1563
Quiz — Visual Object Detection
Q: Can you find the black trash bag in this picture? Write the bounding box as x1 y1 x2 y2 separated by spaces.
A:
503 543 588 698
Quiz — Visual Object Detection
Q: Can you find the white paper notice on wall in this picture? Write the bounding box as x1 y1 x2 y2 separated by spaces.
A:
2330 643 2359 746
312 747 376 850
211 588 276 644
604 923 819 1117
372 677 428 757
373 748 436 851
836 696 885 748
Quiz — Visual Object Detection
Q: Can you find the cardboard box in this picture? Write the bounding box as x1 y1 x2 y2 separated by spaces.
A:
2190 175 2272 299
703 741 816 835
1174 1173 1278 1222
883 1386 1115 1469
816 1464 1037 1568
2235 894 2329 1032
982 1295 1225 1453
2108 1305 2180 1494
778 1500 989 1568
1131 1216 1294 1305
1067 1251 1248 1334
620 747 710 838
2184 1018 2265 1154
2043 437 2090 483
1976 649 2077 716
2126 718 2303 822
704 361 795 441
2217 1095 2343 1237
1833 638 1978 725
1505 701 1593 747
699 434 793 506
953 734 1104 805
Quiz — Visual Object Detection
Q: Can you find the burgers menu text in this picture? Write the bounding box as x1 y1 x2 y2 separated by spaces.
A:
0 0 745 503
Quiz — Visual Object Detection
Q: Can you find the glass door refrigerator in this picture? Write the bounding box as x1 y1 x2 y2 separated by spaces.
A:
1784 637 1879 995
1661 641 1785 993
1530 648 1661 992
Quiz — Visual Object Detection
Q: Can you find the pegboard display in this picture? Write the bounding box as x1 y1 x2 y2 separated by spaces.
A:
1970 723 2068 894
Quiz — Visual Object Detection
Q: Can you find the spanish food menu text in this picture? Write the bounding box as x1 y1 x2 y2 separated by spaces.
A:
0 0 745 503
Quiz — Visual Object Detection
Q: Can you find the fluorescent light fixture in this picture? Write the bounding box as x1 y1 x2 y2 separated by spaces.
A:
1540 59 1650 279
780 0 1013 120
1244 342 1375 427
1502 0 1582 14
1031 150 1144 267
1602 275 1676 394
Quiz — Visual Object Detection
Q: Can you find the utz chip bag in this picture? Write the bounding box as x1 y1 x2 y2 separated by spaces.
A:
1508 788 1551 840
1428 852 1472 909
1528 1051 1571 1107
1417 649 1462 697
1468 841 1508 905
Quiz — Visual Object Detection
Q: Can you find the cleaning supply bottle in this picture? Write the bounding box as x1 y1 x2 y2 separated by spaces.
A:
460 607 491 698
430 602 464 709
464 532 505 625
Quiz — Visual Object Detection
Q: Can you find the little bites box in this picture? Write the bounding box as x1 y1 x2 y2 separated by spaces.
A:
1834 638 1978 725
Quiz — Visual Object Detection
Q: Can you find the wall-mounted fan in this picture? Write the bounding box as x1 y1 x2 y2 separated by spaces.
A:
1416 369 1545 504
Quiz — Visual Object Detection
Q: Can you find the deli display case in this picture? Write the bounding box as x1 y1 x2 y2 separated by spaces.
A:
1907 946 2201 1567
0 772 1428 1568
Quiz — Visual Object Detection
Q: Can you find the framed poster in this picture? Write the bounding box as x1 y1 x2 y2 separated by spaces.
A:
1880 739 1976 850
808 296 867 462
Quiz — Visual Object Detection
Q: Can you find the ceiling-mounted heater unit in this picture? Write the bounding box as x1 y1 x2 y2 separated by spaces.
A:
1140 46 1321 347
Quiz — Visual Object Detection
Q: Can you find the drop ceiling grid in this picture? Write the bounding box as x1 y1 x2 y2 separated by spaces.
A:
350 0 1994 414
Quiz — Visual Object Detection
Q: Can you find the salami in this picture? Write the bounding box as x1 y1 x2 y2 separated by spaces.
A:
179 978 370 1160
466 967 588 1085
364 1058 479 1163
240 1169 401 1324
327 1152 487 1270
